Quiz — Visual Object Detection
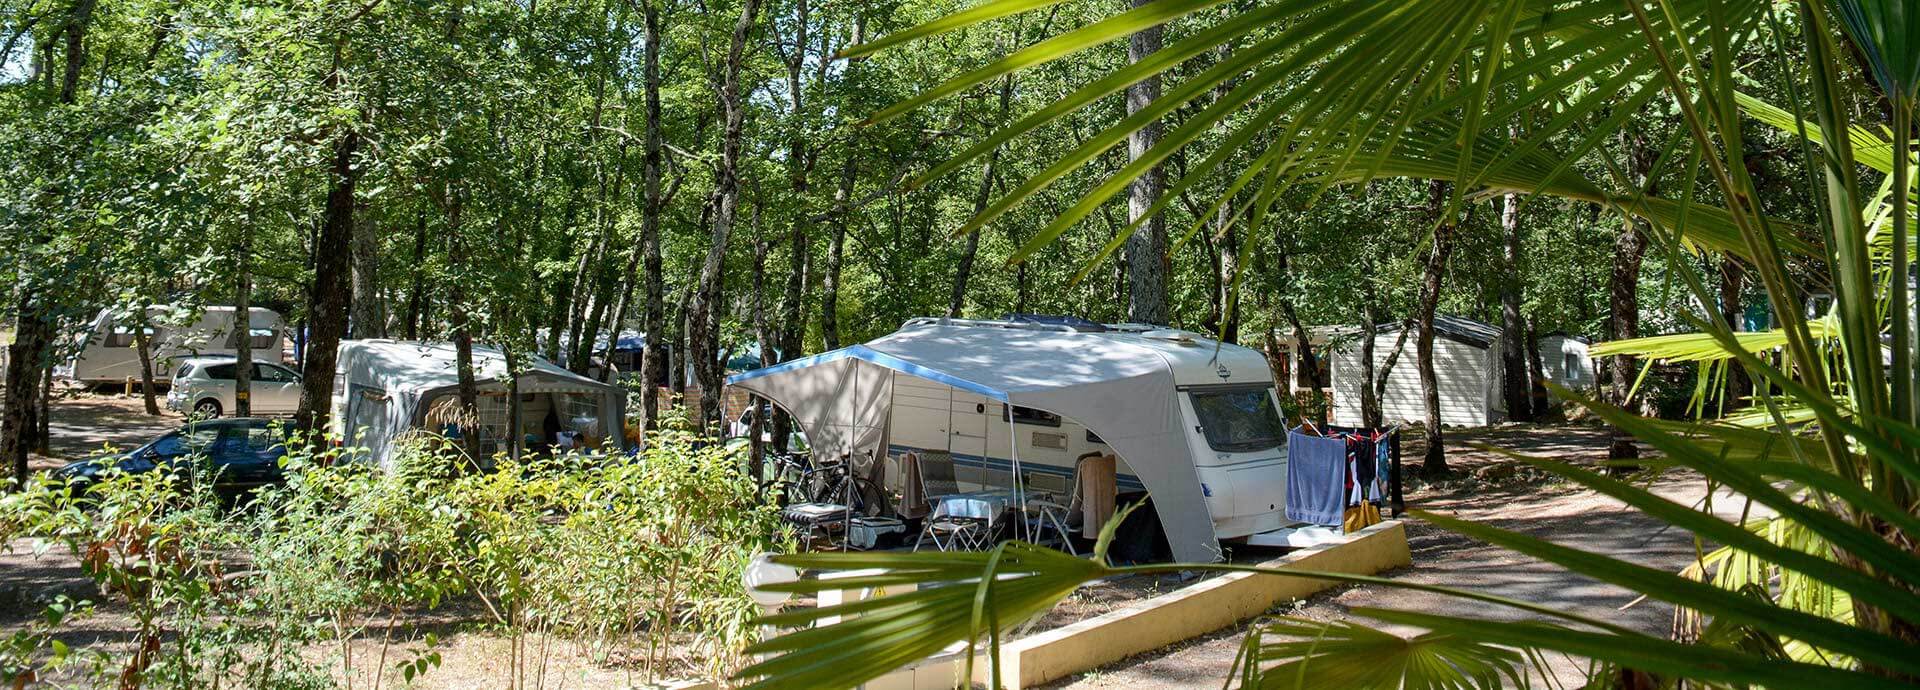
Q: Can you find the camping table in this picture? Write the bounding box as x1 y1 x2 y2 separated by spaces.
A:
933 490 1015 520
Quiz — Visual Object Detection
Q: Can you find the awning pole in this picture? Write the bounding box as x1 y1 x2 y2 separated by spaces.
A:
1009 404 1024 543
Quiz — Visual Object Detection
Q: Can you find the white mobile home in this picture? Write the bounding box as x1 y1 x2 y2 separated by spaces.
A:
1538 332 1596 393
726 317 1293 563
1329 314 1509 428
68 306 284 384
331 340 627 466
1329 315 1599 427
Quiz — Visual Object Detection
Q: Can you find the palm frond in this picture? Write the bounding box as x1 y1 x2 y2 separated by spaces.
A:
1238 617 1537 689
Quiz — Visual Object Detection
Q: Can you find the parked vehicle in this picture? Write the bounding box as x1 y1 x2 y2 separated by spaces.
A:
67 305 286 385
726 316 1291 563
166 356 305 418
50 418 292 498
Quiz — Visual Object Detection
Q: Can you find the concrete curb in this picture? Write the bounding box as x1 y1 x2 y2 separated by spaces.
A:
861 520 1412 689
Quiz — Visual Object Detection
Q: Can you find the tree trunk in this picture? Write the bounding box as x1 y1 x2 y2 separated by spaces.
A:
1526 323 1549 418
293 43 361 434
1359 308 1381 428
1124 0 1168 326
5 0 93 488
447 197 484 465
949 69 1014 318
133 309 160 415
235 227 254 417
687 0 762 433
1719 255 1750 411
635 0 667 434
349 206 385 338
822 133 853 350
1498 190 1531 422
1415 179 1458 475
404 213 428 340
1606 130 1657 462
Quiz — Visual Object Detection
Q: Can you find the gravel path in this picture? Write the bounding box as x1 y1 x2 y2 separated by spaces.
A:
1047 424 1746 689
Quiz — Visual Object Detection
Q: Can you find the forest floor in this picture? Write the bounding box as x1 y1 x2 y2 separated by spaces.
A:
9 393 1731 688
1044 424 1747 689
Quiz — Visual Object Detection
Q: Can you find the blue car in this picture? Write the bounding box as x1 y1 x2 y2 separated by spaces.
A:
52 418 294 498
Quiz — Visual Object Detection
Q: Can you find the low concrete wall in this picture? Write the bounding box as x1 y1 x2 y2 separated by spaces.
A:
859 520 1412 690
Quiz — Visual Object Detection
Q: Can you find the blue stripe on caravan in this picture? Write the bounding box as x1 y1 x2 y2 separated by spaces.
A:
726 345 1009 402
888 444 1147 492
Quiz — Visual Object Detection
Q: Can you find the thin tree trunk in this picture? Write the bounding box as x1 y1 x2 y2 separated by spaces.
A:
235 227 254 417
822 134 854 351
350 206 384 338
294 40 361 434
1719 255 1750 410
948 62 1014 318
687 0 762 433
1359 307 1380 428
1374 321 1412 420
404 213 428 340
33 367 51 455
1210 11 1239 343
1124 0 1167 326
1606 130 1657 462
635 0 667 434
1499 189 1531 422
446 197 484 465
133 308 160 415
1525 323 1549 418
1415 179 1458 475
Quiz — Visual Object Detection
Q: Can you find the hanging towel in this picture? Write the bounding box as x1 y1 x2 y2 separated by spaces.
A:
1286 428 1348 527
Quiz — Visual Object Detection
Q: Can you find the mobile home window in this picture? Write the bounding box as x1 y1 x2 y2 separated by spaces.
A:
1189 387 1286 453
1003 405 1062 427
105 326 155 348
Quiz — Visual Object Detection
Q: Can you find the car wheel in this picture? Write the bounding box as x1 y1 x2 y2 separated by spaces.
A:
194 399 223 419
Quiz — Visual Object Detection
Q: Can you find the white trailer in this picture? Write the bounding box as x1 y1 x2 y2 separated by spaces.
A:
726 317 1292 563
67 306 285 385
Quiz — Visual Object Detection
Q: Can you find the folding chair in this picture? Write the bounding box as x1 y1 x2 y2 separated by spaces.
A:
1021 452 1101 555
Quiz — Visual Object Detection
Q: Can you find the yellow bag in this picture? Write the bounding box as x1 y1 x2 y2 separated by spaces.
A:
1342 503 1382 533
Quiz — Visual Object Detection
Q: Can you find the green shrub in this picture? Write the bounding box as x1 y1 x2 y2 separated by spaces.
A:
0 416 786 689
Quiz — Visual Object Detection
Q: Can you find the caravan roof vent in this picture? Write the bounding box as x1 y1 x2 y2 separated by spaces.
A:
1003 314 1109 332
1141 329 1200 346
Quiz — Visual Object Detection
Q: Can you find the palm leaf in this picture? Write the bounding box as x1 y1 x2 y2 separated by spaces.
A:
1241 617 1535 689
1591 321 1838 362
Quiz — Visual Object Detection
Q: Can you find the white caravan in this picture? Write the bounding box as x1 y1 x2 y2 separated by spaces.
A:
68 306 285 385
330 340 628 467
725 317 1290 563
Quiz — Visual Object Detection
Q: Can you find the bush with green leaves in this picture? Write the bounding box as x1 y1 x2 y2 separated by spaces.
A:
1 417 786 688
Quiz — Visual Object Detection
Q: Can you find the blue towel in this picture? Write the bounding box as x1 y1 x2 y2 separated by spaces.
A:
1286 428 1348 527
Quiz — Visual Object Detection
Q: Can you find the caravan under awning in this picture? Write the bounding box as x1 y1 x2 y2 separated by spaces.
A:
727 321 1222 563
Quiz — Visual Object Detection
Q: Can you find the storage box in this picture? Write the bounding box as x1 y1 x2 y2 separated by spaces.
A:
846 516 908 550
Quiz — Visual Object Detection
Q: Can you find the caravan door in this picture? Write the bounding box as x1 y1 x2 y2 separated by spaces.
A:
949 391 989 484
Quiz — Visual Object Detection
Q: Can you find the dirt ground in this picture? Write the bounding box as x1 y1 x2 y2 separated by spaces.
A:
8 394 1733 688
31 386 183 471
1045 424 1744 689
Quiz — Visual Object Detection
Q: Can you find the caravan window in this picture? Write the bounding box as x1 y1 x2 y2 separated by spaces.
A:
105 326 156 348
1003 405 1062 427
1189 387 1286 453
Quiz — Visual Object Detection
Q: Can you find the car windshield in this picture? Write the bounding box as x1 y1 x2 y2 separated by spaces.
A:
146 426 221 458
1189 387 1286 453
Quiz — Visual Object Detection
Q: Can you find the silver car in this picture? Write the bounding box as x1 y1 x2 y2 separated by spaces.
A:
166 357 304 418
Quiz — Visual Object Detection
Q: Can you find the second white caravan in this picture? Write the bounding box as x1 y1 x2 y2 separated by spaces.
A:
67 306 286 384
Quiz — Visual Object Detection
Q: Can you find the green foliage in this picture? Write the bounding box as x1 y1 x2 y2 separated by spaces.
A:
0 423 783 687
